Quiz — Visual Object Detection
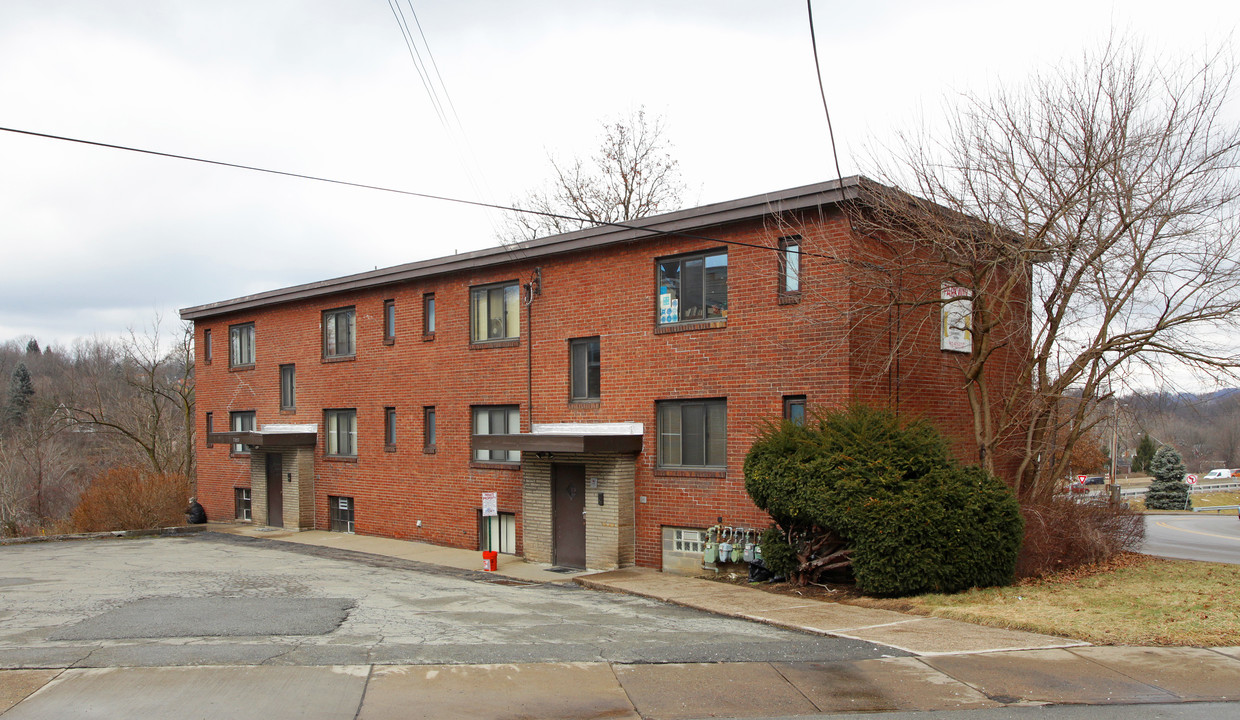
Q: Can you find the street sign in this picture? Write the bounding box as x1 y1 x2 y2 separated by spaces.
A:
1077 475 1087 484
1186 474 1197 485
481 492 498 517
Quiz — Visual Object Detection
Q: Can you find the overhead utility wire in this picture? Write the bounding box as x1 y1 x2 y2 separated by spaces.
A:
0 125 846 261
407 1 464 128
806 0 846 186
386 0 449 128
386 0 504 239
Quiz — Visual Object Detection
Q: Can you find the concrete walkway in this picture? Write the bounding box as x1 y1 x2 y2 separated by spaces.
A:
218 523 592 583
579 567 1089 657
4 525 1240 717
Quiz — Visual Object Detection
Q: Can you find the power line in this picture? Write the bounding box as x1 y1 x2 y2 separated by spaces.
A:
806 0 846 186
0 124 846 261
384 1 503 240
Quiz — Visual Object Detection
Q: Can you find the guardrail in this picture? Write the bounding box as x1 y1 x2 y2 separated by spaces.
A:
1117 482 1240 498
1194 504 1240 514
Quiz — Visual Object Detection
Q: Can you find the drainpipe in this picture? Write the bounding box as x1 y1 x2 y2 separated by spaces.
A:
524 268 542 431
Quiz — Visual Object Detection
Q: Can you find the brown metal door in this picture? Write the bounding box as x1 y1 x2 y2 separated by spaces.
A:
266 453 284 528
552 463 586 568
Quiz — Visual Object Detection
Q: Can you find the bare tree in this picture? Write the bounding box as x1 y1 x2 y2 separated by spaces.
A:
854 38 1240 500
66 319 196 480
501 107 685 242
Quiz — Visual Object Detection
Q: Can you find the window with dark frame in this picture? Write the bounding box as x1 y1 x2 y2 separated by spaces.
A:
205 411 214 448
779 236 802 295
470 281 519 343
423 293 436 337
325 409 357 457
323 307 356 358
234 488 252 521
423 406 436 452
384 407 397 449
479 511 516 553
569 337 601 401
656 249 728 325
783 395 807 424
383 299 396 343
329 496 354 533
230 410 255 454
229 322 255 367
279 364 296 411
657 399 727 469
472 405 519 462
204 329 212 363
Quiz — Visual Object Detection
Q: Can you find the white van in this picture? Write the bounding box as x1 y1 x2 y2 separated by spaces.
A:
1201 468 1240 481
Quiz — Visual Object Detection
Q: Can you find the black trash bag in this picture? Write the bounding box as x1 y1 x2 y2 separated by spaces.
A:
186 498 207 524
748 558 773 583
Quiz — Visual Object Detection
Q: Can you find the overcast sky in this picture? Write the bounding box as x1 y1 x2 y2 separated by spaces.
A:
1 0 1235 349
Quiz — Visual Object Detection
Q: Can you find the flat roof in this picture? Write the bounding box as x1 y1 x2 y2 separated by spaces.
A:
180 177 861 321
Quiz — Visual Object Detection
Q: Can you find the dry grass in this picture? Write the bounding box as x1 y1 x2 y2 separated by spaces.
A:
1192 491 1240 508
717 552 1240 646
863 553 1240 646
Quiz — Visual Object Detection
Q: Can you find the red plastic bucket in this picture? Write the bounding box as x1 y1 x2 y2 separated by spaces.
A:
482 550 498 572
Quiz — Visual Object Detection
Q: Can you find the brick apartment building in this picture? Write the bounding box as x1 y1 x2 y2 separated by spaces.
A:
181 177 1027 572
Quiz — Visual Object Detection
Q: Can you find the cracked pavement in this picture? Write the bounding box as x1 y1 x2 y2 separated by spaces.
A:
0 534 904 669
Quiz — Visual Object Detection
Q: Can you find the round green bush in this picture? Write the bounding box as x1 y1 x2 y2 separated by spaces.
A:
744 405 1023 596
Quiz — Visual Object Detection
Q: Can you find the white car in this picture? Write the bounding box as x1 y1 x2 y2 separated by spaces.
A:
1201 468 1239 481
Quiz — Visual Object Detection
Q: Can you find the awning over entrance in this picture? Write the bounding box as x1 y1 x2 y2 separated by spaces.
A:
472 422 643 455
207 423 318 448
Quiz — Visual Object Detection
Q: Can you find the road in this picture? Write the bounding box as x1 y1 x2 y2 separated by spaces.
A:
0 533 900 669
1143 514 1240 565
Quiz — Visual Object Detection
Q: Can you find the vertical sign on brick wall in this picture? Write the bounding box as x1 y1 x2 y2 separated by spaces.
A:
481 492 497 517
941 282 973 353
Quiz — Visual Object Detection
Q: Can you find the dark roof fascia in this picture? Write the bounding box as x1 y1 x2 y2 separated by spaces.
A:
473 433 643 454
207 431 317 448
180 177 862 321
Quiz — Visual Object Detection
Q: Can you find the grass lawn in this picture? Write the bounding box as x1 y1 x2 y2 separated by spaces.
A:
1127 491 1240 513
856 553 1240 646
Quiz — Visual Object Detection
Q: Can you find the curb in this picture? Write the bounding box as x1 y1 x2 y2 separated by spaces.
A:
0 524 209 546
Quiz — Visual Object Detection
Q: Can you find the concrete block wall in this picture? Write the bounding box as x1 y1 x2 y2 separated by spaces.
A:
519 452 636 570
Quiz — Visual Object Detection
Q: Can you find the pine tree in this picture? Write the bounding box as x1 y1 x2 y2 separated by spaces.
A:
1132 434 1156 473
4 363 35 429
25 338 40 355
1144 446 1191 510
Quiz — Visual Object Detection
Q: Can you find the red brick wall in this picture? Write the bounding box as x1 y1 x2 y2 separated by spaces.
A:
193 206 1028 567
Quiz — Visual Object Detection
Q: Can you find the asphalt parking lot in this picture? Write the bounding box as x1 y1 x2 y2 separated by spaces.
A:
0 533 903 669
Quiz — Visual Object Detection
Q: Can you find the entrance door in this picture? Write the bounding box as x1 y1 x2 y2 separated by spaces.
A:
552 463 587 568
266 453 284 528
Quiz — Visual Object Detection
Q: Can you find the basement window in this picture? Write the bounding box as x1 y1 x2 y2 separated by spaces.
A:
234 488 252 521
329 496 355 533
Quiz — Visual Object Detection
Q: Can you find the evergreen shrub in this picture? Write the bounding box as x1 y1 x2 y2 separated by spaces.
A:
1144 446 1191 510
745 405 1023 596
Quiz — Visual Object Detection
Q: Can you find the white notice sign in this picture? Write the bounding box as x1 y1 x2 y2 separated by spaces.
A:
941 282 973 353
482 492 498 517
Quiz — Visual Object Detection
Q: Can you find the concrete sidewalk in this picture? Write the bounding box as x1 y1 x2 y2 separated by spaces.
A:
5 650 1240 719
216 523 592 584
578 567 1086 656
